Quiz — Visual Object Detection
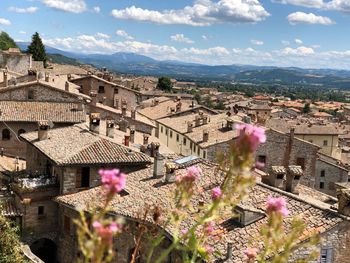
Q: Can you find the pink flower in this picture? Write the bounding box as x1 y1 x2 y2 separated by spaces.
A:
211 187 222 200
266 196 290 217
236 124 266 152
99 169 126 194
93 221 121 244
180 228 188 235
205 245 214 255
205 221 215 235
244 247 258 260
184 166 202 181
255 161 265 169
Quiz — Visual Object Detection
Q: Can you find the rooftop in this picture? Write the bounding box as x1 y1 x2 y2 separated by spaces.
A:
0 101 85 123
20 124 152 166
56 160 344 262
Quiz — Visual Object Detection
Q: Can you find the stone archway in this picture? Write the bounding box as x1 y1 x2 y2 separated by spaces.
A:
30 238 57 263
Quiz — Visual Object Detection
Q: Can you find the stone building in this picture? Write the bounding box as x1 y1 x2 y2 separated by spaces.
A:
247 103 272 124
54 158 350 263
0 80 89 157
7 123 151 261
71 74 142 110
315 153 349 196
0 48 32 75
256 128 320 187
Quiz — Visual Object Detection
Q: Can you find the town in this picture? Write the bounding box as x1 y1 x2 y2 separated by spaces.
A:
1 1 350 262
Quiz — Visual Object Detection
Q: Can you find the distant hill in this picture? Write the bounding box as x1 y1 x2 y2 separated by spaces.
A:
15 41 350 87
47 53 82 66
0 32 18 51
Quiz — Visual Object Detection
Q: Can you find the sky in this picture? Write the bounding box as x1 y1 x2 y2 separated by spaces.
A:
1 0 350 69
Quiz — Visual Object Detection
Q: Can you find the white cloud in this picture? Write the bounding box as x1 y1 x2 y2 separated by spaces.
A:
281 40 290 46
19 31 27 35
96 32 110 39
251 39 264 45
8 6 38 13
116 30 134 40
287 12 335 25
111 0 270 26
41 0 87 13
295 38 303 45
202 35 208 40
42 34 350 69
272 0 324 8
0 18 11 26
282 46 315 55
326 0 350 12
93 6 100 13
170 34 194 44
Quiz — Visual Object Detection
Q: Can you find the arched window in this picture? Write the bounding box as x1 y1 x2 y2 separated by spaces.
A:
2 129 10 141
18 129 26 137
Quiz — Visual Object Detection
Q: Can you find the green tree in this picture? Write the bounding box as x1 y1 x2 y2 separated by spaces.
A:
303 103 311 114
27 32 47 66
156 76 173 92
0 213 27 263
0 32 18 51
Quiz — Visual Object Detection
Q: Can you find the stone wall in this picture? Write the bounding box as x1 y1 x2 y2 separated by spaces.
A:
315 158 348 196
207 140 233 162
0 83 79 102
256 129 319 187
0 51 32 74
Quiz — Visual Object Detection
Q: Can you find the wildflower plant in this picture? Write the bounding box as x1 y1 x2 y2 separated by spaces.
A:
75 124 319 263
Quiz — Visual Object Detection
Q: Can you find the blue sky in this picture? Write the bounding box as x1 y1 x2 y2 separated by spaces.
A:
1 0 350 69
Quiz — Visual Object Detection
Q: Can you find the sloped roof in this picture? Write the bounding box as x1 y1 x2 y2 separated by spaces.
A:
56 160 344 262
20 124 151 166
0 101 85 123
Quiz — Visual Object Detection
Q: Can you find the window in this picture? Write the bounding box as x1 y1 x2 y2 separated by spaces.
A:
38 206 44 216
323 140 328 146
2 129 10 141
115 88 119 94
161 126 163 133
176 134 179 142
277 173 284 180
320 182 325 189
98 86 105 93
27 89 34 100
64 215 70 234
183 138 187 145
170 130 173 138
197 147 200 155
203 151 206 159
320 170 325 177
320 247 333 263
296 158 305 170
76 167 90 188
165 128 168 136
190 142 193 149
258 155 267 165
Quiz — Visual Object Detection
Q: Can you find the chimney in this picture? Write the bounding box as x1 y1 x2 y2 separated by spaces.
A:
45 72 50 82
176 101 182 112
263 166 286 190
67 74 72 81
3 69 8 87
203 115 208 125
150 142 160 157
286 165 303 193
77 96 84 111
154 98 159 106
203 130 209 142
195 115 201 127
90 91 98 105
38 121 49 141
89 113 101 134
124 135 130 147
130 125 135 143
143 134 149 145
191 99 195 108
284 126 296 167
187 122 193 133
337 189 350 216
165 162 176 183
106 120 115 138
115 98 119 109
65 81 69 92
102 96 107 105
153 153 165 178
131 107 136 119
